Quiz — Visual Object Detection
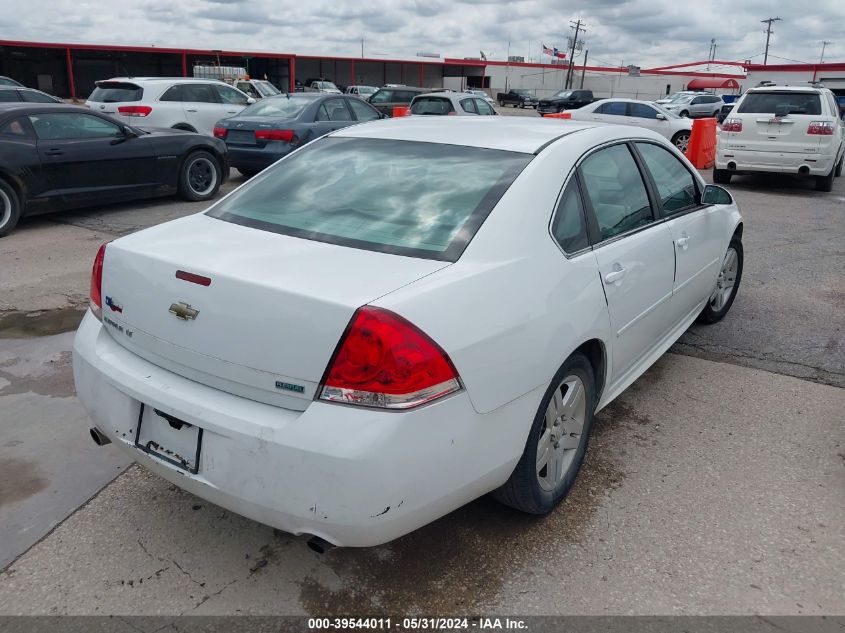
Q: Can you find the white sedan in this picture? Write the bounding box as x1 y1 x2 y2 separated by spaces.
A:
566 98 694 152
73 117 743 548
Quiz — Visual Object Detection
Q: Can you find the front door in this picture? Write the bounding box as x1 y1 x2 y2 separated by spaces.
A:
28 111 157 206
180 83 229 135
579 143 676 383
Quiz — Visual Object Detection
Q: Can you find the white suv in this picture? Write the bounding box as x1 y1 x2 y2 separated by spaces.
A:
86 78 254 136
715 83 845 191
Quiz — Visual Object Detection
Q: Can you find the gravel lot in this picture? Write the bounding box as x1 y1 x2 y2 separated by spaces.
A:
0 110 843 617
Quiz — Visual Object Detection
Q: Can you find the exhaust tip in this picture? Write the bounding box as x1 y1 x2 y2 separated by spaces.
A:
89 427 111 446
727 161 737 171
798 165 810 176
307 536 335 554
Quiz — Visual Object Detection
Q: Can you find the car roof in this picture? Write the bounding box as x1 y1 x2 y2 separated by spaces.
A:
332 116 600 154
749 85 825 93
98 77 227 84
413 91 469 99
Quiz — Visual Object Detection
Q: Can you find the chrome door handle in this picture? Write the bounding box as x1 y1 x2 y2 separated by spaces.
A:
226 110 238 114
186 109 198 113
604 267 627 284
676 236 690 250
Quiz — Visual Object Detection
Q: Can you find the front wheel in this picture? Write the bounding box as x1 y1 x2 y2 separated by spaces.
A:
0 178 22 238
679 110 689 118
698 237 743 324
493 352 595 514
713 168 732 184
498 100 505 107
178 151 222 202
671 131 691 153
519 102 525 109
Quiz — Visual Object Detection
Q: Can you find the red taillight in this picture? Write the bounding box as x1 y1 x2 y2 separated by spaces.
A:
213 126 228 139
255 129 295 142
117 105 152 117
319 306 461 409
722 118 742 132
807 121 834 135
90 243 107 321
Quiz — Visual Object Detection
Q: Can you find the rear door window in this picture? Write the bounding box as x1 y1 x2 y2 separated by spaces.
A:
475 99 495 115
0 91 20 102
181 84 218 104
551 180 590 254
21 90 57 103
316 99 353 121
460 98 477 114
88 83 143 103
348 98 380 121
737 92 822 116
207 137 533 261
597 101 628 116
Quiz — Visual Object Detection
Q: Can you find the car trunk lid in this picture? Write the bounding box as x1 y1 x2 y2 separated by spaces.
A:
101 214 450 411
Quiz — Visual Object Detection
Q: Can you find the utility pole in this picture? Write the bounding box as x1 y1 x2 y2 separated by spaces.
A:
565 19 586 89
820 40 832 63
761 17 781 65
580 50 588 88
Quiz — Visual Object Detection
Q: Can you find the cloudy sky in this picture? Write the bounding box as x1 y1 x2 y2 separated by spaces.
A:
1 0 842 69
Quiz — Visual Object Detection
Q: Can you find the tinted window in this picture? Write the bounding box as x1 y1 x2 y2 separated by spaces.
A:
238 95 311 118
348 98 380 121
636 143 697 214
579 144 653 241
181 84 218 104
737 92 822 116
208 137 533 262
215 84 249 105
21 90 57 103
29 113 122 140
0 91 20 102
88 83 143 103
629 103 658 119
316 99 352 121
598 101 627 116
410 97 454 115
237 82 260 98
475 99 495 115
369 90 392 104
393 91 418 102
0 117 32 137
460 98 477 114
552 181 589 253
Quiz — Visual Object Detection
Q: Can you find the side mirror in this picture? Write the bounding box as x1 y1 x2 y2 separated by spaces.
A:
111 126 137 144
246 97 256 105
702 184 733 205
656 113 667 120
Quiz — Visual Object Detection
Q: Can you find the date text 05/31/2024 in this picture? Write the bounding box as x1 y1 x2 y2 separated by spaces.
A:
307 618 529 630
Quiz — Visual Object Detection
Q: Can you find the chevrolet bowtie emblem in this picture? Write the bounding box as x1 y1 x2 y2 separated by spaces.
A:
169 302 199 320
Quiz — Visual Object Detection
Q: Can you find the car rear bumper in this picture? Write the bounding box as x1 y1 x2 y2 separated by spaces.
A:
72 311 536 547
226 144 292 171
716 148 837 175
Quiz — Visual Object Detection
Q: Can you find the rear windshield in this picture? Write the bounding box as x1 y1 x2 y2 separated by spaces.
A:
207 137 532 261
88 83 143 103
410 97 454 115
237 95 312 118
737 92 822 116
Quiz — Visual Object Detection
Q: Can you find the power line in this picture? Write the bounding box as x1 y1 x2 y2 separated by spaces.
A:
761 17 782 65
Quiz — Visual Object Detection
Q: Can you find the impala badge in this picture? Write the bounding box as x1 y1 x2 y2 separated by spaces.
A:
169 302 199 320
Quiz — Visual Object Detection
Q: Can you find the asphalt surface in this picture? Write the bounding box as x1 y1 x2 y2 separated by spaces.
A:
0 113 843 616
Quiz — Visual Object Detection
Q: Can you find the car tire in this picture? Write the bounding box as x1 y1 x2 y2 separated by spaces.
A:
0 178 22 238
178 150 222 202
697 236 743 324
238 169 259 179
679 110 689 118
713 168 732 184
815 165 835 192
493 352 595 514
498 100 505 107
834 154 843 177
520 103 525 109
671 131 691 153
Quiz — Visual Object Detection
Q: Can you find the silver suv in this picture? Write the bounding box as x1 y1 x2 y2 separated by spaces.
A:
662 93 724 118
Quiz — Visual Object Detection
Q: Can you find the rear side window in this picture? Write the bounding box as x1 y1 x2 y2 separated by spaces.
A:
181 84 218 104
460 99 477 114
0 91 20 102
737 92 822 116
475 99 495 115
348 98 380 121
369 90 393 104
207 137 533 261
159 85 183 101
598 101 627 116
316 99 352 121
0 117 33 137
411 97 454 115
579 144 653 241
88 83 143 103
635 143 697 214
21 90 57 103
551 181 589 254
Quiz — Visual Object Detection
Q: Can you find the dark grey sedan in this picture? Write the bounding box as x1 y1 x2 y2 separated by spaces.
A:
213 93 384 177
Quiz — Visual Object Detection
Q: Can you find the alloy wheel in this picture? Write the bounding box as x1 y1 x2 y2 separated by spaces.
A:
710 247 738 311
536 375 586 492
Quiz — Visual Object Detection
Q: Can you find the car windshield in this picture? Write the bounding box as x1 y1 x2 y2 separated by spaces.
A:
207 137 533 261
671 95 694 103
737 92 822 116
317 82 339 90
237 95 312 118
553 90 573 98
254 81 281 97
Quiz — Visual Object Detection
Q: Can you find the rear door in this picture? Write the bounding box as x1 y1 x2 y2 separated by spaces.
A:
590 101 628 123
730 91 827 153
634 141 723 324
28 111 157 205
579 142 676 383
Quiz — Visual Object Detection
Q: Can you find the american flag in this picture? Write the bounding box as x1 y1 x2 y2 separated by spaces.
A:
542 44 554 56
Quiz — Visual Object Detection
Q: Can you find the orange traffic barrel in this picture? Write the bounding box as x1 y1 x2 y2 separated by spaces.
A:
684 118 717 168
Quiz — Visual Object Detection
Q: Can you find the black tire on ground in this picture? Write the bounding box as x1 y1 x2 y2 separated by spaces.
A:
0 178 22 238
697 236 743 324
671 131 691 153
815 165 835 192
713 168 732 184
498 100 505 107
520 102 525 109
834 154 843 177
492 352 596 514
238 169 259 179
679 110 689 118
178 150 222 202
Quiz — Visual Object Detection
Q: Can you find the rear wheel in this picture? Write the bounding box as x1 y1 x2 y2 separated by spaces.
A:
178 151 222 202
815 165 835 192
671 131 691 153
679 110 689 118
0 178 22 238
834 154 843 177
493 352 595 514
713 168 732 184
698 237 743 324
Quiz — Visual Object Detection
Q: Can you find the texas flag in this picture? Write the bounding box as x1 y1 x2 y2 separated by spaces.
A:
553 48 567 59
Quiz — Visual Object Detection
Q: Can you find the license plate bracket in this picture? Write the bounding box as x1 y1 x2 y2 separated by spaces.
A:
135 404 203 474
